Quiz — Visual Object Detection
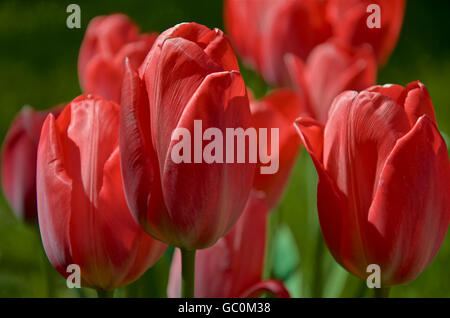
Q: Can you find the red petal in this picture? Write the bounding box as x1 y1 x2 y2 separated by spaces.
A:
144 37 222 174
82 56 122 102
1 107 48 221
404 81 437 126
161 71 255 249
304 40 377 123
367 116 450 285
294 117 347 268
78 14 139 84
37 113 75 277
328 0 406 65
119 60 168 243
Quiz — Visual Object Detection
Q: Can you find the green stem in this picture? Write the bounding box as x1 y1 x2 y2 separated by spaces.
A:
96 289 115 298
181 248 196 298
311 231 325 297
374 287 391 298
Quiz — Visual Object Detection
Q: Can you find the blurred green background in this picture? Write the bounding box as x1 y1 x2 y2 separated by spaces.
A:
0 0 449 297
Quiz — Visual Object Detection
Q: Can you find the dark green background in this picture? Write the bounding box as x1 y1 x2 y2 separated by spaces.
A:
0 0 449 297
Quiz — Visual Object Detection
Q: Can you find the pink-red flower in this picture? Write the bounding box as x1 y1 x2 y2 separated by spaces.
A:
286 39 377 124
167 191 290 298
295 81 450 286
78 14 157 103
224 0 331 86
120 23 255 250
326 0 406 65
1 106 60 222
37 95 166 290
250 89 305 210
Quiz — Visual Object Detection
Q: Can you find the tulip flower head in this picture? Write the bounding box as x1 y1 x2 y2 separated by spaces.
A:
1 106 59 222
326 0 406 65
286 39 377 124
37 95 166 291
78 14 158 103
120 22 256 250
295 81 450 286
224 0 331 86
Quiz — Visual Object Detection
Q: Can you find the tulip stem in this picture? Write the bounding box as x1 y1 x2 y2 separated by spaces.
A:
181 248 196 298
96 289 115 298
374 287 391 298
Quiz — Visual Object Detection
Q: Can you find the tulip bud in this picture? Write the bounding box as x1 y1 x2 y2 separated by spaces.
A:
326 0 406 65
78 14 158 103
295 81 450 286
167 191 290 298
1 106 59 222
286 40 377 124
224 0 331 86
250 89 305 210
37 95 166 291
120 22 256 250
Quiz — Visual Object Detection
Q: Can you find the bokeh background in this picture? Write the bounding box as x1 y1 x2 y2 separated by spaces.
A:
0 0 449 297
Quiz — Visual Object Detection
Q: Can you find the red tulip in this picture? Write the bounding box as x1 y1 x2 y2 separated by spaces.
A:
37 95 166 290
326 0 406 65
295 81 450 286
286 39 377 124
167 191 290 298
1 106 60 222
224 0 331 86
78 14 157 103
250 89 305 210
120 23 255 250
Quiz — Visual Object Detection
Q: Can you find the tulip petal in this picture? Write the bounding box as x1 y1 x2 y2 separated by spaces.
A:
366 84 407 106
83 56 123 102
37 113 75 277
367 115 450 285
305 41 377 123
145 37 223 172
1 106 47 221
97 148 166 288
120 59 168 242
294 117 346 268
78 14 140 84
404 81 437 126
162 71 255 249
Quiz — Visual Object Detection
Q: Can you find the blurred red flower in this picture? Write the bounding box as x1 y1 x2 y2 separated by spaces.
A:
287 39 377 124
327 0 406 65
224 0 331 86
78 14 157 103
1 105 60 222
